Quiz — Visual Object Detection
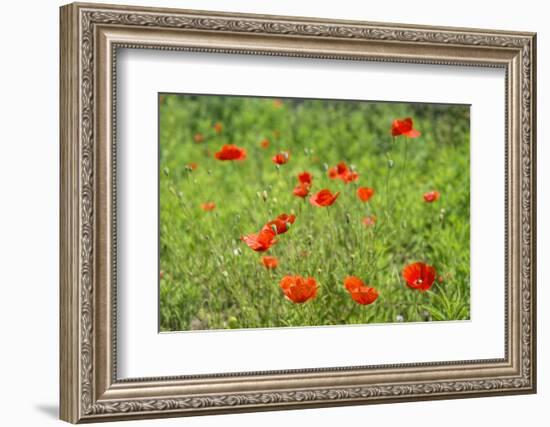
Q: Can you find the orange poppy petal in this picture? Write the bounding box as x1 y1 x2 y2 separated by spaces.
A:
357 187 375 202
344 276 363 292
350 286 379 305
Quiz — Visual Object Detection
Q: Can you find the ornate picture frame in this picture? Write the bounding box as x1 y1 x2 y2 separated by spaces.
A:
60 2 536 423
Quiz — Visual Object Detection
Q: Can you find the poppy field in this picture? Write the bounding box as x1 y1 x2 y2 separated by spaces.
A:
159 94 470 332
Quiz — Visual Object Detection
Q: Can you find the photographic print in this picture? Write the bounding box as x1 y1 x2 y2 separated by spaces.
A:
159 94 471 332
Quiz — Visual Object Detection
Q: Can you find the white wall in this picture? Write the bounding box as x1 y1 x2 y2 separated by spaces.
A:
0 0 545 426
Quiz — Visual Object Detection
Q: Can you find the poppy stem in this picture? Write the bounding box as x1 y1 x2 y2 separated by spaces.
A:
397 138 410 225
346 302 359 322
383 153 393 227
416 290 427 320
325 206 336 247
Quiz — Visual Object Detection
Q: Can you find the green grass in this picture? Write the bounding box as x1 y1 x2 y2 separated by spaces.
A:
159 94 470 331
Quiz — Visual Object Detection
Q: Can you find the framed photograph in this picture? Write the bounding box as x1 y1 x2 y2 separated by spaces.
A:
60 2 537 423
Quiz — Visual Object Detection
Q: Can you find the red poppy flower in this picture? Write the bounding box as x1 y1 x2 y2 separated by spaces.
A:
423 191 440 203
280 275 318 303
391 117 421 138
272 151 290 165
193 133 204 143
263 213 296 235
293 183 310 198
200 202 215 211
328 162 358 183
260 138 270 149
357 187 375 202
343 276 379 305
349 286 379 305
261 256 279 269
277 213 296 225
214 144 247 161
309 189 340 207
213 122 223 134
241 228 278 252
298 171 313 185
362 215 377 227
187 162 198 171
402 262 436 292
342 171 359 183
328 161 349 179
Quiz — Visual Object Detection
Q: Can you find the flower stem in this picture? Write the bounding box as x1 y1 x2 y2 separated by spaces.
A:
346 302 359 323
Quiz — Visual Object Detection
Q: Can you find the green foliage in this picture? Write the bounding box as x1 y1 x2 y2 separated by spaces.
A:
159 94 470 331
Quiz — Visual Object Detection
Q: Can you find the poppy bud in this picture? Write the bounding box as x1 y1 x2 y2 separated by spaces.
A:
345 212 351 224
207 169 212 175
232 248 241 256
439 208 446 223
222 271 229 278
262 190 268 201
396 314 404 322
322 163 329 171
388 159 394 168
256 191 262 199
163 167 170 175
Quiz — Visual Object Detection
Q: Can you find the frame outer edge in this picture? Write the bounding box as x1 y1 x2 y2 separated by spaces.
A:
59 2 537 422
60 3 81 424
529 33 537 393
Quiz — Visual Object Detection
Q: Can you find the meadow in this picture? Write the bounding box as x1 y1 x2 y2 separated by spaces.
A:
159 94 470 331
